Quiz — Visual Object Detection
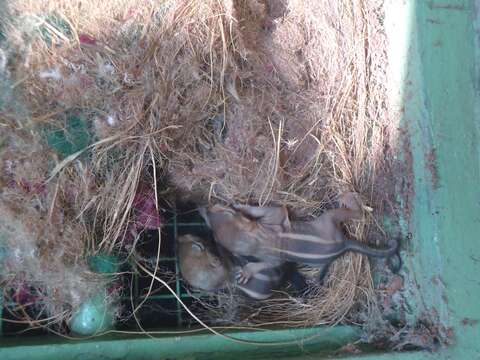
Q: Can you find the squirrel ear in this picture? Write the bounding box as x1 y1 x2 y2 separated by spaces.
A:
281 206 292 231
191 242 205 253
198 206 211 228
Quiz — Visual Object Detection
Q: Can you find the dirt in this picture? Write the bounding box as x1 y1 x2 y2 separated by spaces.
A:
334 343 362 355
386 275 404 296
363 309 454 351
425 147 439 189
461 318 479 326
396 126 415 219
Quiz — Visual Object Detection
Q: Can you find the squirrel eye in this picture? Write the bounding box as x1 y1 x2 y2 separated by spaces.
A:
191 242 205 252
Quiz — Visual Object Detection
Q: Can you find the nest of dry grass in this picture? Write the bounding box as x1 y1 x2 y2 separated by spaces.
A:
0 0 398 334
0 119 113 331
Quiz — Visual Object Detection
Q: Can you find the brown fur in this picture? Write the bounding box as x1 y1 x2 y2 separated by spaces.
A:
202 193 397 283
177 234 228 291
177 233 284 299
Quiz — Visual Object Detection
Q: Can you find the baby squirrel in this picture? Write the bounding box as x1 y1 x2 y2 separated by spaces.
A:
177 234 302 300
200 193 398 284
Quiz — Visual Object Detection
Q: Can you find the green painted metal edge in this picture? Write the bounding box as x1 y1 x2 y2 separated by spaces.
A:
418 0 480 356
0 326 359 360
384 0 450 328
369 0 480 359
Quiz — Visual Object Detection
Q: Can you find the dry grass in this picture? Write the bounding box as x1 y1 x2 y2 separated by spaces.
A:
0 0 396 335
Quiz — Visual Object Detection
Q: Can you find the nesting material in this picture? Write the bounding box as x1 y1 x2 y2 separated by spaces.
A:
0 5 118 330
0 131 114 331
1 0 398 333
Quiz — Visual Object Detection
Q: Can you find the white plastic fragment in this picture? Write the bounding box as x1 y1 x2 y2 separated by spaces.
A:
39 68 62 81
98 62 114 77
0 49 6 74
106 115 116 126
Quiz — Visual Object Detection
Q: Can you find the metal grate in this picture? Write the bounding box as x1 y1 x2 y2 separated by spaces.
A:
123 206 212 329
0 207 212 335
